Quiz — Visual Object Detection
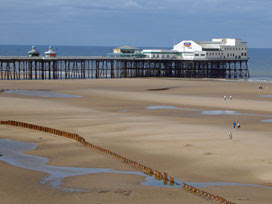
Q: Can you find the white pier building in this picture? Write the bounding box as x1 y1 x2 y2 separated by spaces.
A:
173 38 248 60
143 38 248 60
142 49 181 59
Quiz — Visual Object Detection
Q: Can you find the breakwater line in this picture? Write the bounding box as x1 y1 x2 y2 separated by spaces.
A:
0 120 236 204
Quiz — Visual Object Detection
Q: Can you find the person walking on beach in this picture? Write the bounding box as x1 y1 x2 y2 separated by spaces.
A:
230 96 232 100
233 121 236 129
228 131 232 140
237 122 240 130
224 96 227 100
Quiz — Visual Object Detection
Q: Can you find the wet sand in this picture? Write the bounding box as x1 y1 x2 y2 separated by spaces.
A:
0 78 272 203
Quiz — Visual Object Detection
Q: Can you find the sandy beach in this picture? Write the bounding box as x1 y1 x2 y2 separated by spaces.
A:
0 78 272 203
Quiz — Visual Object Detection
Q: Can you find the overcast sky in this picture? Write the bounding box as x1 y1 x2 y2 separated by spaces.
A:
0 0 271 47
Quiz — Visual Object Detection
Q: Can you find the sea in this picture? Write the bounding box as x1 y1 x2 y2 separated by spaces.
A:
0 45 271 82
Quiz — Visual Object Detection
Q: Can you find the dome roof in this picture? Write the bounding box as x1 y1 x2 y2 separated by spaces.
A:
28 46 40 54
117 44 140 51
45 46 57 55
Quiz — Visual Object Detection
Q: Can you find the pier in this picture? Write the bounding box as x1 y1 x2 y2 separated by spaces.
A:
0 57 249 80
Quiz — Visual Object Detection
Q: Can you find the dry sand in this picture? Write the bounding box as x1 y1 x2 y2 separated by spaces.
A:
0 78 272 203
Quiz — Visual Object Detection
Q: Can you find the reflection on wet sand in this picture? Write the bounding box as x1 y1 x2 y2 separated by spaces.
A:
2 89 82 98
1 139 271 193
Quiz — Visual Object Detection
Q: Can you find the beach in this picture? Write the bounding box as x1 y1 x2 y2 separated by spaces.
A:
0 78 272 203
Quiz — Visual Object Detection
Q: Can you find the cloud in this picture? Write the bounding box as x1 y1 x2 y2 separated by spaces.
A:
1 0 272 47
1 0 272 13
1 0 142 10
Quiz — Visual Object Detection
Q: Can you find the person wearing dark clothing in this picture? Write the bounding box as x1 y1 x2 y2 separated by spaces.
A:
237 123 240 130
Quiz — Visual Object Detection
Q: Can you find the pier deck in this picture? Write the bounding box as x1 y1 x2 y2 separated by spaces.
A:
0 56 249 80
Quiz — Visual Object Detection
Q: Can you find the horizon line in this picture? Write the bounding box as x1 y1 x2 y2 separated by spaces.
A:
0 44 271 49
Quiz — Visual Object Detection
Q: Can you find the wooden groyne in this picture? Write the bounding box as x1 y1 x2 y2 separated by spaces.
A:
0 120 236 203
0 57 249 80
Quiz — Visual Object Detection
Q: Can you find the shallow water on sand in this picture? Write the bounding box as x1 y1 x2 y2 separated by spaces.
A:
146 106 251 116
1 139 271 192
259 95 272 98
260 119 272 123
145 106 272 119
0 139 180 192
145 106 199 111
201 110 240 115
3 89 82 98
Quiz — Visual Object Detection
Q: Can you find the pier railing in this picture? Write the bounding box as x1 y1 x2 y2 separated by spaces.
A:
0 57 249 80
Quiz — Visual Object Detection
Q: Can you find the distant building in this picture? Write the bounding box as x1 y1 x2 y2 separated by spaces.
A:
28 46 40 57
109 39 248 60
109 44 145 58
44 46 57 58
173 38 248 60
142 49 181 59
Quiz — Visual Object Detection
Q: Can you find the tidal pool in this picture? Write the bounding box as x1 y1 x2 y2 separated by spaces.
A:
202 110 241 115
260 119 272 123
1 139 271 192
145 106 199 111
146 106 248 116
259 95 272 98
3 89 82 98
145 106 263 117
0 139 180 192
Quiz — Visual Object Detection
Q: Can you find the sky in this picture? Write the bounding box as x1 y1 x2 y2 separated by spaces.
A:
0 0 271 48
